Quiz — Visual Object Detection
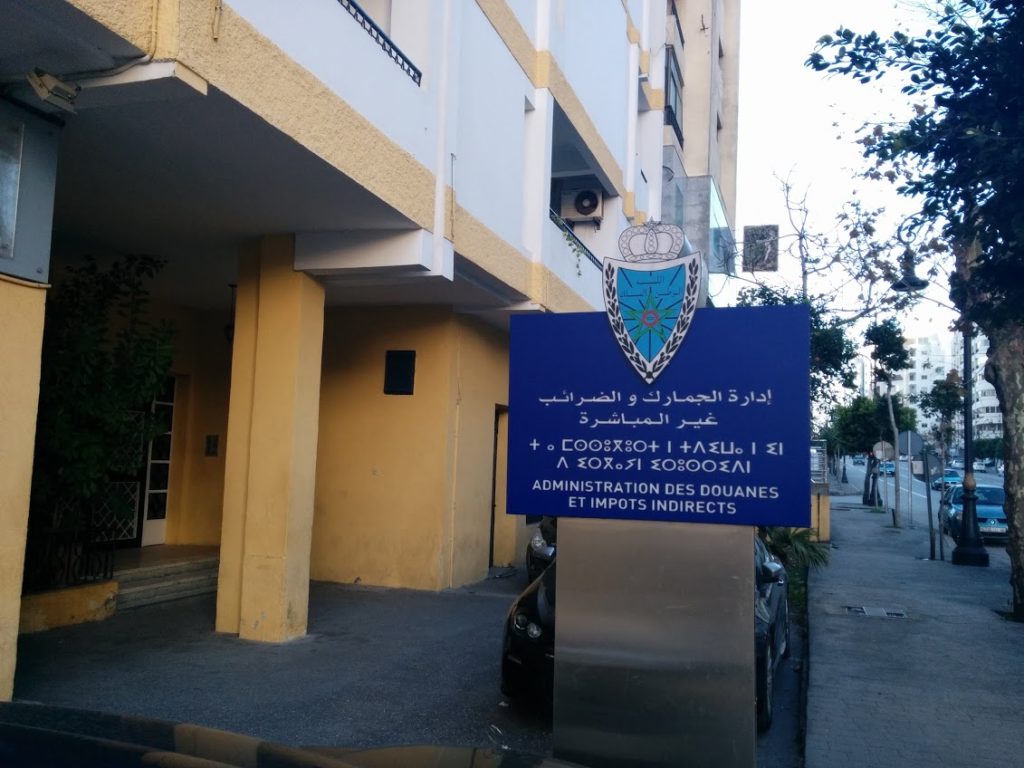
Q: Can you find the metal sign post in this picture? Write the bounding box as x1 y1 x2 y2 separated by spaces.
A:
898 431 925 529
921 447 936 560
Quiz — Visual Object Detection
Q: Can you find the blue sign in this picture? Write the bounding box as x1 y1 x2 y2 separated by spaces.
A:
507 305 810 527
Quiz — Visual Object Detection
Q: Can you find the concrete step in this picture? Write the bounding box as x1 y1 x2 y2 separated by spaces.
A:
115 559 219 610
115 557 219 586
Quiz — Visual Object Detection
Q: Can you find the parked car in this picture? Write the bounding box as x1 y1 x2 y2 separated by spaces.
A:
501 538 790 733
931 468 962 490
973 459 987 472
525 517 557 581
940 484 1008 543
852 455 866 466
950 458 965 469
880 461 896 475
501 561 556 706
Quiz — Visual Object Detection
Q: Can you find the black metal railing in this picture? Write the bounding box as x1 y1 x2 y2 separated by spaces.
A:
338 0 422 86
549 209 602 271
22 525 116 594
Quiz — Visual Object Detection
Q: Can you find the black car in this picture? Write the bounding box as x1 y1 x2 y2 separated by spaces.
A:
501 562 556 705
501 537 790 732
754 536 790 732
525 517 557 581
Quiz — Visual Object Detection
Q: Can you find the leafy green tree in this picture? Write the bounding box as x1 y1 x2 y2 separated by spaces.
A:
831 394 915 505
974 438 1003 462
30 256 174 531
809 0 1024 619
865 319 912 526
917 376 964 472
832 396 878 457
735 285 856 410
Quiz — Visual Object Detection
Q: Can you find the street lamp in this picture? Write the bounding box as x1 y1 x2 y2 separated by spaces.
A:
889 256 988 566
950 326 989 566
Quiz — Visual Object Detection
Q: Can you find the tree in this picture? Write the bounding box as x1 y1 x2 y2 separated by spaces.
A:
833 396 883 457
974 438 1003 462
917 376 964 472
831 394 916 507
809 1 1024 620
30 256 174 530
735 285 856 412
865 319 912 526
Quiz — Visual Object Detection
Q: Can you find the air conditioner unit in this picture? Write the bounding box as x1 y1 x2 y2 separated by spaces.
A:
561 188 603 221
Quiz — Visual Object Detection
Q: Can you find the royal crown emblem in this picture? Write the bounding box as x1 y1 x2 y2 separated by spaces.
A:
603 222 702 384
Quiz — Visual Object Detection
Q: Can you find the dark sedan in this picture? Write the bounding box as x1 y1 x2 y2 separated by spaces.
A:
940 484 1008 543
501 537 790 732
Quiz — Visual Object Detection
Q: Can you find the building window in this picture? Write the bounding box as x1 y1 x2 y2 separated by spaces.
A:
384 350 416 395
665 50 684 145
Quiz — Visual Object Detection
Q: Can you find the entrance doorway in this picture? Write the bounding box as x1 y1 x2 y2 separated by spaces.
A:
88 375 177 548
489 406 509 568
141 376 176 546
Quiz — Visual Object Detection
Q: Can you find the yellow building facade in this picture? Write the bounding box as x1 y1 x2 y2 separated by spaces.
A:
0 0 742 698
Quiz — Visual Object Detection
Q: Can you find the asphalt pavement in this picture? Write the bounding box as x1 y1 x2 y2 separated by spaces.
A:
12 463 1023 767
806 464 1024 768
14 564 800 766
14 574 555 755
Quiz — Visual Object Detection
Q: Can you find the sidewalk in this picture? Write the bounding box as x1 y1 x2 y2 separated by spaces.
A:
805 483 1024 767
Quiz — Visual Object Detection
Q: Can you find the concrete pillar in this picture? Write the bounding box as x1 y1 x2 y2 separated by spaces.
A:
215 236 325 641
0 277 47 699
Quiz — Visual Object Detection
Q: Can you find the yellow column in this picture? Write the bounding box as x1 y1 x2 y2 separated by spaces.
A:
215 236 324 641
0 276 47 699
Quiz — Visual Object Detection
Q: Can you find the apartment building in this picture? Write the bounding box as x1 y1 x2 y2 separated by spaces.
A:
889 334 951 437
0 0 740 697
952 332 1003 442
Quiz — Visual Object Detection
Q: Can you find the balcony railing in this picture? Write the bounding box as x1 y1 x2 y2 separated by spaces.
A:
549 209 602 271
338 0 422 85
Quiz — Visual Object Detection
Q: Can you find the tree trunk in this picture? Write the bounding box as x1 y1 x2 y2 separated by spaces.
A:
983 324 1024 621
885 382 902 528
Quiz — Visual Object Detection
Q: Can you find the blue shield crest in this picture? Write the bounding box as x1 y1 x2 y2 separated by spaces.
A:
603 223 702 384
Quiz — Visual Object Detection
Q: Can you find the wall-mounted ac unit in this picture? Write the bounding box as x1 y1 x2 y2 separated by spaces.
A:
560 188 603 221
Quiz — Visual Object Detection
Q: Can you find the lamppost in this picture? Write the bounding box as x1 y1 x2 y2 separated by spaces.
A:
889 254 988 566
951 325 989 566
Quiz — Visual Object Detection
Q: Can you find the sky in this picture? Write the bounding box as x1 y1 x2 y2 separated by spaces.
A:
719 0 959 341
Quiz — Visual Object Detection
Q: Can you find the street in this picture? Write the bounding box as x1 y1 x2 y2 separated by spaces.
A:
842 459 1010 562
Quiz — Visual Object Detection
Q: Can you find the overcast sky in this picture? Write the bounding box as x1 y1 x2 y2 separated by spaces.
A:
724 1 958 338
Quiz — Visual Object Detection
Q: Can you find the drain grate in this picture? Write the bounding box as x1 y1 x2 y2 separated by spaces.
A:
846 606 908 618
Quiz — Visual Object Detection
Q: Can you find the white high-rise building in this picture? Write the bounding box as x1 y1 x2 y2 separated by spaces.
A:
890 334 952 436
953 333 1004 443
